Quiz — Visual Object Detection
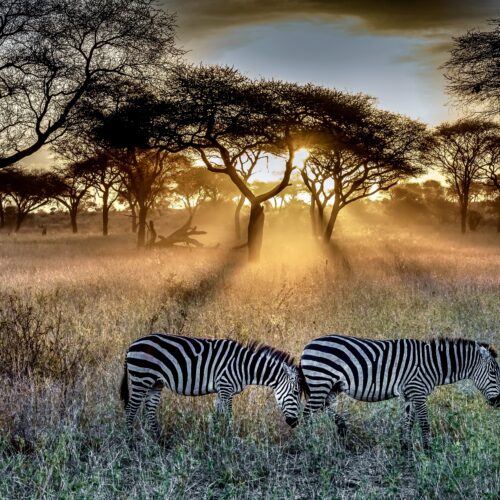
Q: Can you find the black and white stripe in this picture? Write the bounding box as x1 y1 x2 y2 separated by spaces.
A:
299 335 500 448
120 333 301 436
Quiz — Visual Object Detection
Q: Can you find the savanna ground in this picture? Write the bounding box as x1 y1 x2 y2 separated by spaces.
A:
0 207 499 499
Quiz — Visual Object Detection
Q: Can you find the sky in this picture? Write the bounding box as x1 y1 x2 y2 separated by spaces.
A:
28 0 498 173
166 0 499 125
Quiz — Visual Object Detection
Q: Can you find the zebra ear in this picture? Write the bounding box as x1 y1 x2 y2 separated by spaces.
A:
478 345 490 360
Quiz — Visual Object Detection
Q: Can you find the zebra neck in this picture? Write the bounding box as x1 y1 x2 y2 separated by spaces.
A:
245 351 280 388
431 340 477 386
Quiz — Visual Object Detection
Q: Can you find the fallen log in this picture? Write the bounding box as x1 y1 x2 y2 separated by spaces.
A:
152 216 207 248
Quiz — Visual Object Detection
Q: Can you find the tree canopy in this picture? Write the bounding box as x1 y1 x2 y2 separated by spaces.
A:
0 0 178 169
443 18 500 116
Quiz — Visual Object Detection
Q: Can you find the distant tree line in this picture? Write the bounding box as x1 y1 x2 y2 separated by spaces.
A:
1 1 499 260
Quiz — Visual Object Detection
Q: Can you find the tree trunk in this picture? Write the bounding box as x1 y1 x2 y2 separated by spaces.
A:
137 204 148 247
323 204 340 243
247 203 265 262
102 189 109 236
309 198 318 237
234 194 245 240
69 209 78 234
459 200 468 234
131 203 137 233
0 198 4 229
15 211 25 232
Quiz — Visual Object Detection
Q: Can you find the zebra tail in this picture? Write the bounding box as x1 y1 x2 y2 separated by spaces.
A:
120 358 129 408
298 364 310 399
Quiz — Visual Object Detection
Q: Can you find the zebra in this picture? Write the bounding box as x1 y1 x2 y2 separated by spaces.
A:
299 335 499 449
120 333 301 436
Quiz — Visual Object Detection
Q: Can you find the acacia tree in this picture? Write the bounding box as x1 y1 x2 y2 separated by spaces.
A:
302 109 428 242
0 168 63 231
0 0 178 170
443 18 500 117
91 93 188 246
479 133 500 231
173 162 234 215
429 119 499 233
79 154 122 236
53 161 94 233
174 168 205 214
162 66 375 261
114 149 184 246
161 66 297 261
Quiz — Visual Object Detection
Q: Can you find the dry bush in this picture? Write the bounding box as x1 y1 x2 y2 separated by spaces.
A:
0 294 96 384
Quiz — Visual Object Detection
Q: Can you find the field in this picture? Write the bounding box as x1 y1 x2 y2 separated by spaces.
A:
0 212 499 499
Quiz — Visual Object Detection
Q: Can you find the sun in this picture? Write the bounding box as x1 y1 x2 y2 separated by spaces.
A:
294 147 310 166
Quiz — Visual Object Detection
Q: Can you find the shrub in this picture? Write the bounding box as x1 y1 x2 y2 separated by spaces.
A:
0 294 95 385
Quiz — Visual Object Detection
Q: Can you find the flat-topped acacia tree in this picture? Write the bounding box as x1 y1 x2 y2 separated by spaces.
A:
162 65 378 261
0 168 64 231
301 108 429 242
429 119 500 234
160 65 293 261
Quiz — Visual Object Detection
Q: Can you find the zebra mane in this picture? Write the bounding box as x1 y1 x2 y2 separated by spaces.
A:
432 337 497 358
245 341 296 367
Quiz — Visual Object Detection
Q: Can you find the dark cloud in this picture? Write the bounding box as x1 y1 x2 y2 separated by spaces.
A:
165 0 498 39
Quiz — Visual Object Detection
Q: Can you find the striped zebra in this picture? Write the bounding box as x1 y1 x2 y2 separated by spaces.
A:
299 335 499 448
120 333 301 436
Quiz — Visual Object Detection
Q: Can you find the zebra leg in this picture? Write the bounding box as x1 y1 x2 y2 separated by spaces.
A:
215 392 233 417
303 384 331 418
413 398 431 449
145 386 163 438
400 400 415 450
325 392 347 437
124 383 150 432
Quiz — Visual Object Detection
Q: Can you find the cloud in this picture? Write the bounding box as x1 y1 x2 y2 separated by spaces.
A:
165 0 498 40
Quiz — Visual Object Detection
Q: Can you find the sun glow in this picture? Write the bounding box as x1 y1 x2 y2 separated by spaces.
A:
294 147 310 166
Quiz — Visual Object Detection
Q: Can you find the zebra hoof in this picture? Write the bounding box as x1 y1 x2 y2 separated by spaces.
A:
336 424 347 439
400 439 412 452
157 435 172 449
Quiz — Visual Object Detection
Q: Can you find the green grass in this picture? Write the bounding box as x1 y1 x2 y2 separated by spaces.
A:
0 221 499 499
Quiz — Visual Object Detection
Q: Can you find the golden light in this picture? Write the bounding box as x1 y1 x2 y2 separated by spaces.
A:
294 147 310 166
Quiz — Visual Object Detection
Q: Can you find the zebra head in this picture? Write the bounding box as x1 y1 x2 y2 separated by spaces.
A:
274 363 301 427
472 344 499 407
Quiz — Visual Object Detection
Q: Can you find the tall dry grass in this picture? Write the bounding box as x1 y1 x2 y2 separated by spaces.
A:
0 215 499 499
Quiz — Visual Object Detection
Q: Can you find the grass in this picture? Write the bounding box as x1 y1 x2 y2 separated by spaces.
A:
0 215 499 499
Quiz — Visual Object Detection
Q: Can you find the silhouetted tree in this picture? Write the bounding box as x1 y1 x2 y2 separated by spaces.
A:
162 66 377 261
161 65 295 261
429 119 499 233
301 109 428 242
468 210 483 231
52 161 95 233
80 154 121 236
0 0 178 170
0 168 63 231
174 163 217 215
385 180 455 225
117 181 139 233
113 149 184 246
443 18 500 116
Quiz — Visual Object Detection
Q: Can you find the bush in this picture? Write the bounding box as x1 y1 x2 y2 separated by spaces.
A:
0 294 95 385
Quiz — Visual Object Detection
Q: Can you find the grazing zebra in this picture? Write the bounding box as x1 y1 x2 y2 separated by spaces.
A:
299 335 500 448
120 333 301 436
